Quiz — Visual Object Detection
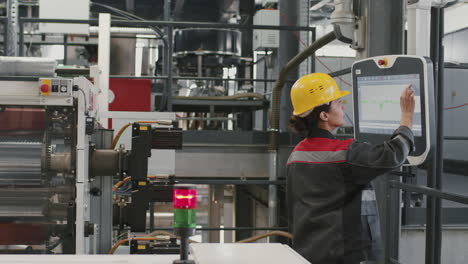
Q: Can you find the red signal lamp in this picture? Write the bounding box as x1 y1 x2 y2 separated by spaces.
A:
173 185 197 209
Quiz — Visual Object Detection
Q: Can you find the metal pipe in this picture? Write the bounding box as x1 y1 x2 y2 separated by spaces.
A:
434 6 445 264
444 136 468 140
110 75 297 83
180 235 189 260
2 17 9 56
268 31 336 151
63 34 68 65
18 20 24 56
115 226 288 231
149 202 154 232
98 14 111 128
426 6 443 264
384 180 393 264
6 0 19 56
50 152 72 173
390 181 468 205
89 26 157 34
0 56 57 76
268 151 278 228
90 149 120 177
311 29 316 73
175 179 285 185
19 18 315 31
197 54 203 78
160 0 172 112
167 25 174 112
329 67 351 77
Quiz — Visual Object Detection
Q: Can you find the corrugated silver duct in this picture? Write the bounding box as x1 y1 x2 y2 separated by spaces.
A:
0 108 73 224
89 26 156 35
0 139 43 185
0 56 57 77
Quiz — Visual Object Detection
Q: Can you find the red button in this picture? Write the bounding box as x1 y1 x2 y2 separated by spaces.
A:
40 84 50 93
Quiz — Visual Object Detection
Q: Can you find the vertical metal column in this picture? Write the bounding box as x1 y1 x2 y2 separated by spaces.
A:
430 6 444 264
263 53 268 131
426 6 445 264
310 28 316 73
163 0 174 112
149 202 155 232
3 17 8 55
6 0 19 56
89 129 114 254
167 25 174 111
277 0 299 131
208 185 224 243
63 34 68 65
18 19 24 56
356 0 406 262
97 13 111 128
356 0 405 60
268 0 300 234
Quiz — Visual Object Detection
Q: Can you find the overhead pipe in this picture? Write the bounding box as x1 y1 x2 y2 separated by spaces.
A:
267 31 337 229
89 26 157 35
268 31 336 151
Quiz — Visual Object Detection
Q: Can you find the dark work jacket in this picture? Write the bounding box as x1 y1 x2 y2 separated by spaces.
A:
286 127 414 264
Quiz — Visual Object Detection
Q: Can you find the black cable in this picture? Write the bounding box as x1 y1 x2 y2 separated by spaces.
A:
73 85 88 114
90 2 167 46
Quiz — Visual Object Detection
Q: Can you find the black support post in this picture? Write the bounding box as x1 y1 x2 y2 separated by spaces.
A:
310 28 316 73
2 18 8 55
167 25 174 111
427 6 444 264
18 20 24 56
434 6 445 264
63 34 68 65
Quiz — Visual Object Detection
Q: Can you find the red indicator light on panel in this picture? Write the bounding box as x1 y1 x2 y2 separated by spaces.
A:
40 84 50 94
173 187 197 209
378 59 388 66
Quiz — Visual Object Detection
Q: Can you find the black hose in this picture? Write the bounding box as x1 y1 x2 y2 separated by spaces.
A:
90 2 167 48
268 31 336 151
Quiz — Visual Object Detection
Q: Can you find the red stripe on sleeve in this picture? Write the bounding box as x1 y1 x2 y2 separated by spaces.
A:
293 137 354 152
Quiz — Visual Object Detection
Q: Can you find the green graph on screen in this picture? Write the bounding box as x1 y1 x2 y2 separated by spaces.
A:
361 99 399 110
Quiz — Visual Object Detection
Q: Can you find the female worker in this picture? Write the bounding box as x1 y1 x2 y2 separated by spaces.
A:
286 73 415 264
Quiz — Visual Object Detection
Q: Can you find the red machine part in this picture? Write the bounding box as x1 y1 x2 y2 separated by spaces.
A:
0 223 47 245
108 78 152 129
0 108 46 131
109 78 152 112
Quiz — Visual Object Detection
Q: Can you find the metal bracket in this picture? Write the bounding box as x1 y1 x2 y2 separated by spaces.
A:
351 16 366 51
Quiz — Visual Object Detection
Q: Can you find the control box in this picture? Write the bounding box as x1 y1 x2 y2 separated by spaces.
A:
253 9 280 51
39 78 73 97
39 0 90 35
352 55 435 165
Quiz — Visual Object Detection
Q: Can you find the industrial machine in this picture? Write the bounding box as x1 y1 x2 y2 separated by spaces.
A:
0 58 183 254
352 55 435 165
0 74 99 254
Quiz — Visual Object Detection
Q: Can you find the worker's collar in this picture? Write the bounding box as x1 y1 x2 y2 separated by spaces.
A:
308 128 336 139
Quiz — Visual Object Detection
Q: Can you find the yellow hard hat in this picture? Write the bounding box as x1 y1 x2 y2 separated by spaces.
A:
290 72 350 116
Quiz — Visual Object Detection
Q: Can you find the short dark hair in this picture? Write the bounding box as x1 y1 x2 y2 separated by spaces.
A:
288 103 331 134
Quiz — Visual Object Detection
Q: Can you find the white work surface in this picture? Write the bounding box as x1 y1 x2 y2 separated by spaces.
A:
0 255 181 264
190 243 311 264
0 244 309 264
